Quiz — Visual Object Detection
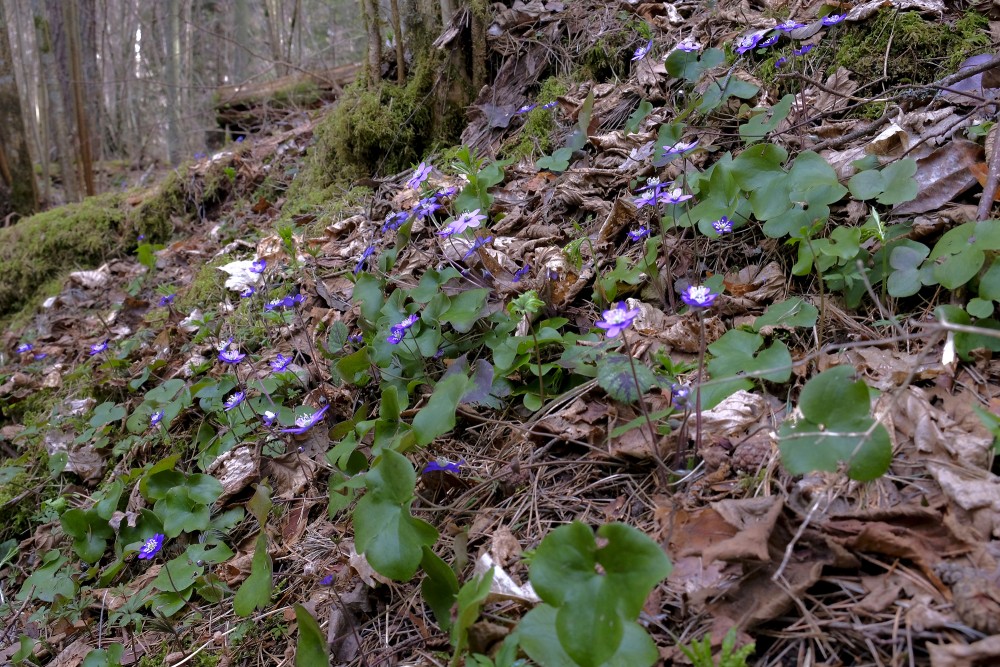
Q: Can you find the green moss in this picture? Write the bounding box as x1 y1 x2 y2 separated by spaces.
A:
833 10 989 86
293 56 465 191
578 34 633 82
177 260 229 313
139 647 218 667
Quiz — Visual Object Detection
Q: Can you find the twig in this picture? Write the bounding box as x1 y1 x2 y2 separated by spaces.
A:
976 126 1000 220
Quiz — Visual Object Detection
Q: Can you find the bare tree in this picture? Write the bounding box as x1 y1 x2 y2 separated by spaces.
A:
64 1 95 195
164 0 182 164
362 0 381 85
0 0 37 216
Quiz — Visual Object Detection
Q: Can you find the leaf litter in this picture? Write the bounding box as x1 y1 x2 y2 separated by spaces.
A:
1 0 1000 665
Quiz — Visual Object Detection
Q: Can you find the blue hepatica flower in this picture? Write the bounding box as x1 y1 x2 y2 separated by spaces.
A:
407 162 432 190
793 45 814 56
382 211 409 233
822 13 845 26
439 209 487 237
637 177 665 193
138 533 164 559
347 333 364 345
320 574 334 586
249 259 266 274
414 196 442 219
33 353 46 361
271 353 293 373
775 56 789 69
422 459 464 474
262 410 278 427
90 341 109 355
159 294 175 307
387 314 419 345
16 343 32 354
542 101 558 110
218 346 246 364
595 301 641 338
516 103 537 114
628 226 650 242
662 139 699 157
633 188 660 209
775 19 805 32
632 39 653 61
758 34 780 48
281 404 329 434
671 384 690 410
464 235 493 259
224 391 246 411
355 244 376 274
681 284 719 309
150 410 165 428
240 286 256 298
735 32 763 54
712 216 733 235
513 264 531 283
661 187 694 205
675 38 701 52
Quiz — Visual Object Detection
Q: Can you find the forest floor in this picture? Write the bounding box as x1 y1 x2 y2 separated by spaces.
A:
2 1 1000 666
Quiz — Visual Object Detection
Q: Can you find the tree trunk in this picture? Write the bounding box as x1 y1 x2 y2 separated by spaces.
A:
32 0 79 202
63 1 95 196
362 0 381 85
164 0 181 165
0 0 37 217
264 0 286 76
233 0 249 82
389 0 404 84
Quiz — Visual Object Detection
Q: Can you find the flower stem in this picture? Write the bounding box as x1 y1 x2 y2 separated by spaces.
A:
622 331 661 465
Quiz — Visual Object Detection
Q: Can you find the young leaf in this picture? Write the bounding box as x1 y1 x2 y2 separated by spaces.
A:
421 548 460 631
753 298 818 330
451 569 495 665
739 94 794 144
412 373 470 447
597 354 657 403
294 604 330 667
233 533 272 616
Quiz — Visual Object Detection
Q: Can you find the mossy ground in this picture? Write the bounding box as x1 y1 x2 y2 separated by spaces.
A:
500 77 570 161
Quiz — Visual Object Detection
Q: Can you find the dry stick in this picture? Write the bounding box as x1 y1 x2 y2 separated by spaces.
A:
977 129 1000 221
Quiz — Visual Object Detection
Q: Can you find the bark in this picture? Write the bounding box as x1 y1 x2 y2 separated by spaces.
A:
0 0 37 216
233 0 249 82
362 0 382 85
264 0 286 76
164 0 181 165
32 0 79 202
390 0 405 84
63 1 95 195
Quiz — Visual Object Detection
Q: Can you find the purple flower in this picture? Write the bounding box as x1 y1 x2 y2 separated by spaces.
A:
793 45 814 56
628 226 650 242
542 101 558 110
90 341 109 355
632 39 653 61
16 343 32 354
774 19 805 32
355 244 377 274
33 353 47 361
407 162 432 190
382 211 409 233
633 189 659 209
219 347 245 364
758 34 780 48
463 235 493 259
138 534 164 560
150 410 165 427
159 294 175 307
262 410 278 427
249 259 266 274
320 574 334 586
822 14 845 26
387 329 405 345
347 334 364 345
240 286 256 298
661 188 693 204
137 234 146 241
775 57 788 69
281 404 329 434
637 177 665 193
235 136 244 143
662 139 698 157
516 103 537 114
422 459 463 474
595 302 641 338
671 384 690 410
712 216 733 234
414 196 442 219
513 264 531 283
271 353 293 373
224 391 245 411
675 38 701 52
399 314 420 330
264 299 284 311
439 209 487 237
735 33 763 54
681 284 718 309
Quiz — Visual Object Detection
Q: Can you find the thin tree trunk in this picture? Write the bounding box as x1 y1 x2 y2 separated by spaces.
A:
0 0 38 216
233 0 249 82
389 0 404 84
264 0 285 76
164 0 181 165
32 0 79 202
439 0 454 25
64 1 95 196
362 0 381 85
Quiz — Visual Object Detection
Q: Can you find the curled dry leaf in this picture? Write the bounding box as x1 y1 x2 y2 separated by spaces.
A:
697 390 769 440
208 445 258 501
475 552 540 604
893 139 984 215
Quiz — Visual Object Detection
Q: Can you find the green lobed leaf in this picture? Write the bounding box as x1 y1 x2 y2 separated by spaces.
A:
412 373 470 447
739 94 793 144
847 169 884 201
597 354 657 404
979 256 1000 301
294 604 331 667
876 158 918 205
754 298 818 330
452 569 495 662
665 47 725 82
233 533 272 616
420 547 460 631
